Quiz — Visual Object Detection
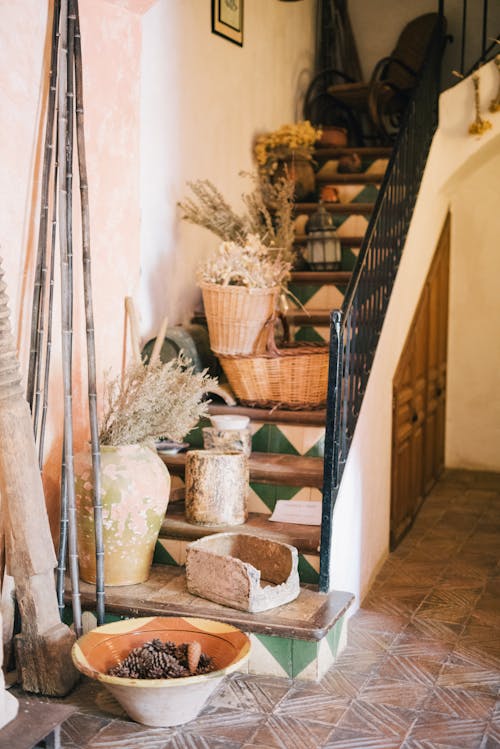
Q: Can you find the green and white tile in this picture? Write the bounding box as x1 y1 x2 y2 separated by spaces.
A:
288 283 347 311
298 554 320 585
251 423 325 457
154 538 188 567
248 616 348 681
248 483 322 514
293 324 330 343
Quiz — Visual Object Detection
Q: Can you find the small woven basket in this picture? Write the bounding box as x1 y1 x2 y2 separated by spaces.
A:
218 317 329 409
200 282 278 355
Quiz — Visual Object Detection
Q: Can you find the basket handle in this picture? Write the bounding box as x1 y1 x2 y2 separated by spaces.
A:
263 313 290 357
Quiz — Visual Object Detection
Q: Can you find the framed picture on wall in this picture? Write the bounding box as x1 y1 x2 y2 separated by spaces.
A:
212 0 244 47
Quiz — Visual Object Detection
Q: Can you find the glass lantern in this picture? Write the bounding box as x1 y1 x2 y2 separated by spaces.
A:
304 203 342 271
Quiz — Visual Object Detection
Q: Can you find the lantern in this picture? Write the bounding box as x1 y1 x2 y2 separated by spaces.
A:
304 203 342 271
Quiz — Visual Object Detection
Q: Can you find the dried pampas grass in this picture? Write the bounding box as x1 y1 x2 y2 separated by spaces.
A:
99 355 215 447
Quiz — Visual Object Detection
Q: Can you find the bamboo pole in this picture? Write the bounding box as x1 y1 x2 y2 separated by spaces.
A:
38 128 59 469
57 0 82 638
27 0 61 425
73 0 105 624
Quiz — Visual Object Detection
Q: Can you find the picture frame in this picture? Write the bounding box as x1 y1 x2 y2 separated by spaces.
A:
212 0 244 47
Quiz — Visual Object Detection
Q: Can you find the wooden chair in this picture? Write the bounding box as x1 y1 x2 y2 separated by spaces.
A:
304 13 445 144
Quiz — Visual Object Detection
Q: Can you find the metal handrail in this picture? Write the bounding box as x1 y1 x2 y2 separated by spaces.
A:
319 16 447 592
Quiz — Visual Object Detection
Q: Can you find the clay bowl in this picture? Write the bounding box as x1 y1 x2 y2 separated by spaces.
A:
72 616 251 727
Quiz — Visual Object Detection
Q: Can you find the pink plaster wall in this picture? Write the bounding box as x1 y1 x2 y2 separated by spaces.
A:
0 1 142 531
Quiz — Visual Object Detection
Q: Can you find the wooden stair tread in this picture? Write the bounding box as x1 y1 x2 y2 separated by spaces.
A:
74 565 354 641
295 202 373 215
208 403 326 426
287 310 332 325
314 146 393 159
316 173 382 185
161 502 321 554
290 271 352 284
294 236 362 247
160 451 324 488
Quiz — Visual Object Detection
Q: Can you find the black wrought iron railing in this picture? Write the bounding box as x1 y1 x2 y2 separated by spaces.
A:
319 17 447 592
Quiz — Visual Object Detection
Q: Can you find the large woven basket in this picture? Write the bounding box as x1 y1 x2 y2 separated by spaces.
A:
200 282 278 355
218 318 329 409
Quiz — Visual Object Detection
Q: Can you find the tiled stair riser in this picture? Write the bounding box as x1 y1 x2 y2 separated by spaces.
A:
248 616 348 681
184 419 325 458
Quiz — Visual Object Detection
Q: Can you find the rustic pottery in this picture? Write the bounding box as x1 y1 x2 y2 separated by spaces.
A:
75 444 170 585
186 533 300 612
275 150 316 201
317 125 349 148
71 616 251 727
185 450 248 526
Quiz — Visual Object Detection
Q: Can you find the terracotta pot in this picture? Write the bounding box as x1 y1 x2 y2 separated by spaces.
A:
317 126 348 148
71 616 251 727
277 152 316 201
75 444 171 586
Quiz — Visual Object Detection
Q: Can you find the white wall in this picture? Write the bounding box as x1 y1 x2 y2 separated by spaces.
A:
138 0 316 339
329 60 500 605
446 142 500 470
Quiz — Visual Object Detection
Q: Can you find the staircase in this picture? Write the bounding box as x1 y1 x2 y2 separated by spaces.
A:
73 147 393 680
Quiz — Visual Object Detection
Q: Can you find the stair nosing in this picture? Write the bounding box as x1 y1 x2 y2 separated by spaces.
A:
160 505 321 554
71 565 355 641
208 403 326 426
159 451 325 489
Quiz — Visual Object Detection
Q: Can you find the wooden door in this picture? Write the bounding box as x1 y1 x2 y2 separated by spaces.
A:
391 287 428 545
391 216 450 548
424 216 450 492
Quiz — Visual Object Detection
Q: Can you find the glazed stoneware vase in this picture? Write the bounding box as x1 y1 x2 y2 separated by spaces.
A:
75 444 171 586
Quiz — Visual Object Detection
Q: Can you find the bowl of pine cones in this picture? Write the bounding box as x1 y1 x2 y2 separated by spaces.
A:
72 616 251 726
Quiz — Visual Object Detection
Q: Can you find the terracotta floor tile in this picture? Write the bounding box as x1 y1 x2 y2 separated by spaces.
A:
359 674 431 709
276 690 350 725
422 685 497 719
336 699 419 738
407 714 487 749
436 662 500 696
249 715 333 749
324 728 403 748
376 654 443 687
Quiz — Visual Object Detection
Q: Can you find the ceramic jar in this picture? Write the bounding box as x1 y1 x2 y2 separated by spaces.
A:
75 444 171 586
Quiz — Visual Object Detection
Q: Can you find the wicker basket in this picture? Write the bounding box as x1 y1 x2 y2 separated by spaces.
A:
200 282 278 355
218 318 329 409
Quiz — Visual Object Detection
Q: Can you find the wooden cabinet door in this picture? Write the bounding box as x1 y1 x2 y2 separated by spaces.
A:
424 217 450 491
391 287 428 546
391 215 449 548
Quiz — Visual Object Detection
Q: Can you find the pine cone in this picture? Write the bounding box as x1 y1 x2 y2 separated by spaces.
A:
187 641 202 674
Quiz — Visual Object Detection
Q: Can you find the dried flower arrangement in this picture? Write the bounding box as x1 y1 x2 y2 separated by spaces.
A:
99 355 215 447
254 121 322 177
178 172 295 263
197 233 291 290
